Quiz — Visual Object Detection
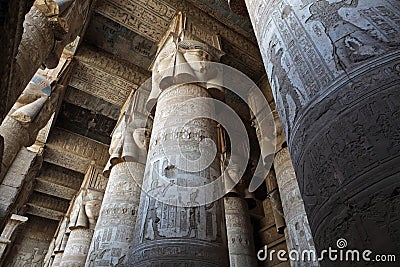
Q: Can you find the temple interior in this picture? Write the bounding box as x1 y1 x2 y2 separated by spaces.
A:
0 0 399 266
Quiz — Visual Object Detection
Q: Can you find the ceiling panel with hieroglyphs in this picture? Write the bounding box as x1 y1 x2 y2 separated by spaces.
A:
69 60 138 107
85 13 157 70
95 0 176 42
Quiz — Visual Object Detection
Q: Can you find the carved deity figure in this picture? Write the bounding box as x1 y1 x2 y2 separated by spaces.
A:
307 0 389 70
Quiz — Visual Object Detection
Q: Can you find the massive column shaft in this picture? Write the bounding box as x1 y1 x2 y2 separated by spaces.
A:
274 148 317 266
244 0 400 256
132 83 228 266
131 12 228 266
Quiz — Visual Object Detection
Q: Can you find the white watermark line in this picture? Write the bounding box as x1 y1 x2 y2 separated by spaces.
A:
257 238 397 263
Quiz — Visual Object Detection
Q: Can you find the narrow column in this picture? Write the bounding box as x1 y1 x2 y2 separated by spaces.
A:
224 197 257 267
52 233 69 267
60 203 93 267
274 147 318 266
244 0 400 255
85 88 150 267
265 170 285 234
60 164 107 267
131 13 228 266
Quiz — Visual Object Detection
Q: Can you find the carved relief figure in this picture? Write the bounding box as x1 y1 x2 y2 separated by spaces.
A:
144 198 163 240
186 191 200 238
307 0 389 70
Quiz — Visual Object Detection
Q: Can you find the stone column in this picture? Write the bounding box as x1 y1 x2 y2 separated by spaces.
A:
274 148 318 266
59 164 106 267
265 170 285 234
85 84 150 267
131 13 228 266
0 214 28 262
0 71 65 182
85 162 145 266
61 228 93 267
224 197 257 267
52 234 69 267
60 203 93 267
244 0 400 256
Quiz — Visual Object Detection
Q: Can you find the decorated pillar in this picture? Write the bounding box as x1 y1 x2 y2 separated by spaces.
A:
274 147 318 266
59 164 106 267
85 88 150 267
244 0 400 255
220 126 257 267
265 170 285 234
131 13 228 266
224 197 257 267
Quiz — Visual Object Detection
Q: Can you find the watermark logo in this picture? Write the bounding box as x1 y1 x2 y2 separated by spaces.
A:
257 238 397 263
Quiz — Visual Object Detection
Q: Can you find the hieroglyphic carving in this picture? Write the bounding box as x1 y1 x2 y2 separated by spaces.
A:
85 162 144 267
64 87 120 120
69 60 137 107
46 128 109 167
39 162 84 190
85 14 157 70
75 45 150 85
246 0 400 256
307 0 393 70
60 228 94 267
95 0 176 42
224 197 257 267
274 148 317 267
34 179 77 200
3 216 58 267
28 192 70 214
132 83 228 266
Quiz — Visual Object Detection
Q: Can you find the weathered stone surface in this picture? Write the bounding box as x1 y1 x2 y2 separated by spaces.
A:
6 0 93 122
0 148 40 232
0 214 28 263
131 83 228 266
245 0 400 259
60 228 94 267
224 197 257 267
274 148 318 267
3 215 58 267
85 162 144 266
26 192 70 221
0 117 30 181
64 87 120 120
0 0 34 123
45 128 109 172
